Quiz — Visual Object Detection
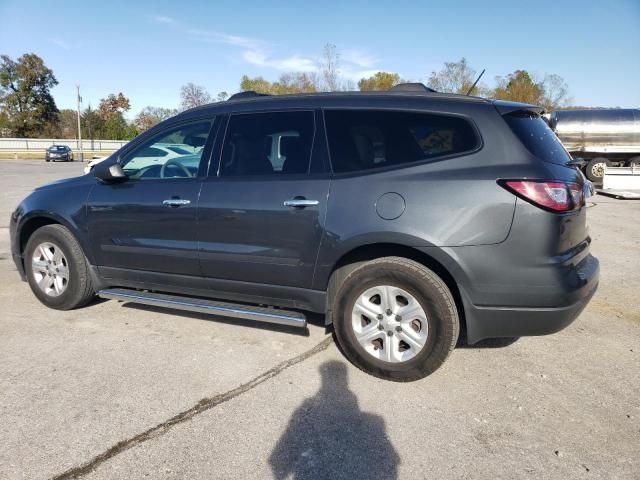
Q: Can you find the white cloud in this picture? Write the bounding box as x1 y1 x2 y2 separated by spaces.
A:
243 50 317 72
187 29 263 51
152 15 176 25
152 15 386 79
49 38 70 50
342 49 377 69
341 68 381 81
189 28 318 72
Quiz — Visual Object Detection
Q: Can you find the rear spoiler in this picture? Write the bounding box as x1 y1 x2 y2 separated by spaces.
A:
493 100 544 116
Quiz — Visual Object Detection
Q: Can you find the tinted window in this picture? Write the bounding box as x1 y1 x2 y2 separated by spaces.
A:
220 111 314 176
504 112 571 165
120 120 213 179
324 110 479 173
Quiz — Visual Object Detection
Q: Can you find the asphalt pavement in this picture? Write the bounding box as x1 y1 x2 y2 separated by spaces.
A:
0 160 638 479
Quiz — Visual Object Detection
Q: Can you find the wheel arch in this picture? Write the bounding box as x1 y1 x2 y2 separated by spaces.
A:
17 213 93 265
323 242 466 340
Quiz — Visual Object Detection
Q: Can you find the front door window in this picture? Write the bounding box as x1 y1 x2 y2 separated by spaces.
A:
120 121 213 179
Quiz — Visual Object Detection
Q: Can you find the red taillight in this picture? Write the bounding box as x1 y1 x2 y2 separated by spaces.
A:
499 180 584 212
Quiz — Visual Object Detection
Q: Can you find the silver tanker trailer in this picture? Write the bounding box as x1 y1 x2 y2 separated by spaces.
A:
547 108 640 182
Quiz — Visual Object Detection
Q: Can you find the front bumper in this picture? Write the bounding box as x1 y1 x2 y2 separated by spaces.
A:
9 212 27 281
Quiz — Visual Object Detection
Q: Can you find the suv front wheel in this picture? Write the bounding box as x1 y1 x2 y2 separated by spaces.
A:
332 257 459 382
24 224 95 310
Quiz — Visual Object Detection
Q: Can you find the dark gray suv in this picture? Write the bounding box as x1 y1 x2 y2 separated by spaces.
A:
10 84 599 381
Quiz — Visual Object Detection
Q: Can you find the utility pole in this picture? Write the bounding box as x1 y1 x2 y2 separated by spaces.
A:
76 85 84 162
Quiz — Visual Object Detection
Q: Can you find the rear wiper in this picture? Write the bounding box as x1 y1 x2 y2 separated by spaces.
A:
567 157 587 168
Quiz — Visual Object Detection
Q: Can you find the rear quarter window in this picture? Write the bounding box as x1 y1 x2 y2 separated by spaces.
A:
504 112 571 165
324 109 479 173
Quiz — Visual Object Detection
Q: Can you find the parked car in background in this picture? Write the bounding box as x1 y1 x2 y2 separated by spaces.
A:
45 145 73 162
547 108 640 182
11 85 599 381
83 144 196 174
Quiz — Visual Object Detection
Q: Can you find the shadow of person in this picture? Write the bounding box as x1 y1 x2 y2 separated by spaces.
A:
269 361 399 480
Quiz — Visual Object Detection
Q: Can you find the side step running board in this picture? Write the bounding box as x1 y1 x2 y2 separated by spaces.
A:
98 288 307 328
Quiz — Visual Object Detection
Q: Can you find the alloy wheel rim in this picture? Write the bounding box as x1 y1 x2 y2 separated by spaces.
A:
351 285 429 363
31 242 69 297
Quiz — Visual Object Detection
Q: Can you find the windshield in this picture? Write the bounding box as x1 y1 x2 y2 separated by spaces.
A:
504 113 571 165
48 146 67 152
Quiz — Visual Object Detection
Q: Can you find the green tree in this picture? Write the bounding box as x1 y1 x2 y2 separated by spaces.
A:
123 122 139 140
0 53 58 137
56 109 77 138
81 105 104 140
0 109 9 136
239 75 273 94
103 112 130 140
492 70 544 105
358 72 403 91
240 73 318 95
427 58 480 95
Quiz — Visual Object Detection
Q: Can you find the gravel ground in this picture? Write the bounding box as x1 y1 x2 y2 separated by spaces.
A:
0 160 638 480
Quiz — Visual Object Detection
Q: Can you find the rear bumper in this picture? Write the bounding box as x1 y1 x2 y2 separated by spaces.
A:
460 254 599 344
462 281 598 343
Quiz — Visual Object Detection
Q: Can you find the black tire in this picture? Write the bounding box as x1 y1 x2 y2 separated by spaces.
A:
24 224 94 310
585 157 611 182
332 257 459 382
45 159 50 162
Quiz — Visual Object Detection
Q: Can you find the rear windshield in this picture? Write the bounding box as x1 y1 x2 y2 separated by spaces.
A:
504 113 571 165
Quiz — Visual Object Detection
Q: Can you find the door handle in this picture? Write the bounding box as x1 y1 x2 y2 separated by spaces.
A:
163 198 191 207
284 198 319 208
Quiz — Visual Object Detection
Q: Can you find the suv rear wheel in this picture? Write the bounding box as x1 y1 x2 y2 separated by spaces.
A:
24 224 95 310
332 257 459 381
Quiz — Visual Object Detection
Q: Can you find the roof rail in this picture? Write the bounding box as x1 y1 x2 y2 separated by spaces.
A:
227 90 271 100
389 83 438 93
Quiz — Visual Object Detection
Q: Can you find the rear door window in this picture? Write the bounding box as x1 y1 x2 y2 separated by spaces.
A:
219 111 314 176
324 109 479 173
504 112 572 165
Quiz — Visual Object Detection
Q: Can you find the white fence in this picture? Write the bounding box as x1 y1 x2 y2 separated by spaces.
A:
0 138 128 151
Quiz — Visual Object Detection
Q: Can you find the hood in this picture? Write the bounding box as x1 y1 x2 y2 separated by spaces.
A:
34 174 93 191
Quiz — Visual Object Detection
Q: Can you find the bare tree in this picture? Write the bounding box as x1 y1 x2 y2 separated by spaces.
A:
427 58 480 95
540 74 572 111
320 44 341 91
180 83 211 110
216 91 229 102
134 106 178 132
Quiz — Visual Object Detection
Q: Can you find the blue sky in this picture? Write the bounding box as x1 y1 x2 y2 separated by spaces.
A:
1 0 638 116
